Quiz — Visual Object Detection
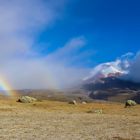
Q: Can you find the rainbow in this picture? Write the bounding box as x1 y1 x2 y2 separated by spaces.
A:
0 77 17 97
0 70 60 97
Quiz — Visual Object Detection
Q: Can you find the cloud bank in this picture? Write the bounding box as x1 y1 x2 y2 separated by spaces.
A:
0 0 65 60
123 52 140 83
0 0 90 89
109 52 140 83
1 37 89 89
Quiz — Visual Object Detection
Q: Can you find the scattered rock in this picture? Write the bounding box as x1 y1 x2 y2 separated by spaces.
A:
82 101 87 104
125 100 137 108
69 100 77 105
17 96 37 103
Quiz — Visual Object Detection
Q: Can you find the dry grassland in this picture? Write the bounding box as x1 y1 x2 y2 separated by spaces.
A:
0 98 139 140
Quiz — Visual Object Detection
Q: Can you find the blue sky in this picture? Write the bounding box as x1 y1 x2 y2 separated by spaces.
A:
0 0 140 89
34 0 140 67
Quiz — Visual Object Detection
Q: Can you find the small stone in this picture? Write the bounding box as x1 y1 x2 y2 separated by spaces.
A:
68 100 77 105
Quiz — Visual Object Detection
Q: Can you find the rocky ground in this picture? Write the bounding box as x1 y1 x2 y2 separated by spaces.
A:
0 99 139 140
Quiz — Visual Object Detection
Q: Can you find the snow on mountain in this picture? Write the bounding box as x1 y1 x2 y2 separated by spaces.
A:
83 59 129 83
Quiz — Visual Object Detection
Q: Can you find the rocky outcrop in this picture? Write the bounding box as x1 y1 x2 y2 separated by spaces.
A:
125 100 137 108
17 96 37 103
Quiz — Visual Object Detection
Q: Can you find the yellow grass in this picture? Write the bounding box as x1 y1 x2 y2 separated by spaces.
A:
0 98 139 140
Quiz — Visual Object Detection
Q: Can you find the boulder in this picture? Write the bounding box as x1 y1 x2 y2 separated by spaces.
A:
82 101 87 104
69 100 77 105
125 100 137 108
17 96 37 103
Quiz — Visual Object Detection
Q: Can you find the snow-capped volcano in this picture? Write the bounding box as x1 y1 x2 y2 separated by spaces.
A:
81 53 140 103
83 59 129 83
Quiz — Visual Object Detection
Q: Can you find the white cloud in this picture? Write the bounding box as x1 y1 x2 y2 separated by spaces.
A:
124 52 140 82
0 0 66 60
0 36 89 89
0 0 90 89
46 36 86 64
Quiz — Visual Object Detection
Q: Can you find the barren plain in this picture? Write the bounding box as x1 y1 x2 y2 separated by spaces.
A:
0 98 139 140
